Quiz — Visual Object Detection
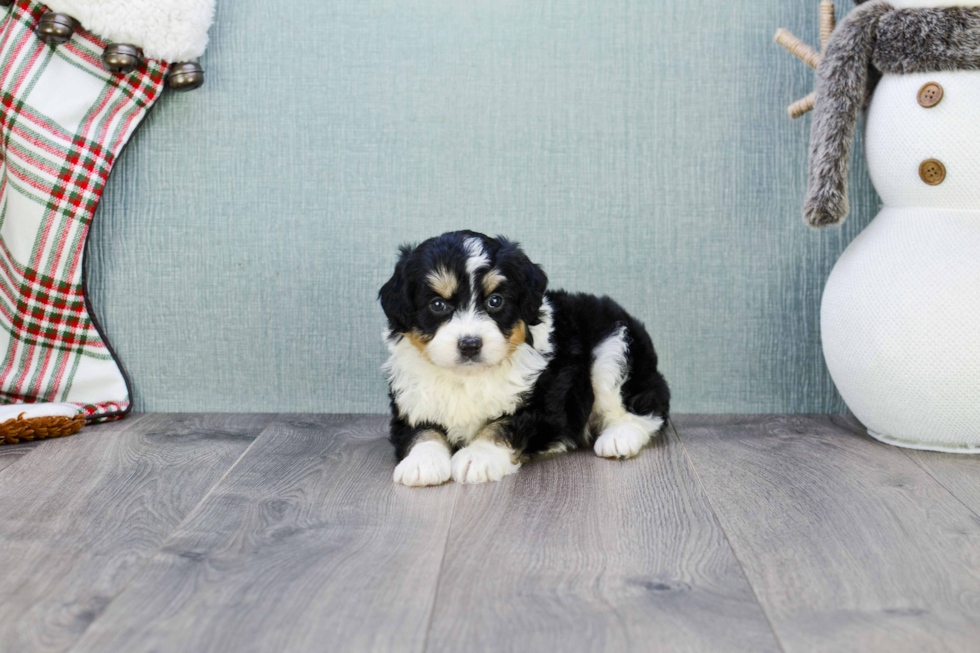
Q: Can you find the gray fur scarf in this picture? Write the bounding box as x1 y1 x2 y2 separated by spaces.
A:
805 2 980 227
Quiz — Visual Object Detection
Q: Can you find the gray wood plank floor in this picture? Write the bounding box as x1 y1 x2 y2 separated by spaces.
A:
0 413 976 653
426 426 779 653
0 414 273 653
0 440 39 474
70 415 457 653
678 415 980 653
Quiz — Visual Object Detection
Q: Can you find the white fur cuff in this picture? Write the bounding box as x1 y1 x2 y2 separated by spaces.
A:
43 0 214 62
0 402 82 421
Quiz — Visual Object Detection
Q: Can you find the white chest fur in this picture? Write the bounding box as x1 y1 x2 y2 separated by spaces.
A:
383 330 552 446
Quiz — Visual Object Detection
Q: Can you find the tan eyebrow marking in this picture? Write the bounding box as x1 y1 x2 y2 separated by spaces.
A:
482 268 506 294
427 267 458 299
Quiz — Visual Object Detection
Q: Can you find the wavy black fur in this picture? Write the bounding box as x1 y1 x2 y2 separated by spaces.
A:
506 290 670 455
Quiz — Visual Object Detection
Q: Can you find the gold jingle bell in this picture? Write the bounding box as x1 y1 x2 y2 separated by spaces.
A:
167 62 205 92
103 43 143 74
36 12 78 46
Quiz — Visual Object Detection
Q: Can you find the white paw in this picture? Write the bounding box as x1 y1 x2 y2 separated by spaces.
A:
594 422 652 459
451 441 521 484
394 441 452 487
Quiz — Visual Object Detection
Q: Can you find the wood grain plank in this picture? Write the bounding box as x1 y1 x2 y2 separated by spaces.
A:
833 414 980 519
70 415 458 653
0 413 272 653
426 424 781 653
0 440 41 474
901 451 980 519
677 415 980 653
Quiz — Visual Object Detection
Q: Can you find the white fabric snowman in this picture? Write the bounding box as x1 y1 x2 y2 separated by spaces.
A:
809 0 980 451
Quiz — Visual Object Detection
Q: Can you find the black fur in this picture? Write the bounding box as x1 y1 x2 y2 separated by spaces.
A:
380 231 670 461
378 245 415 333
506 290 670 456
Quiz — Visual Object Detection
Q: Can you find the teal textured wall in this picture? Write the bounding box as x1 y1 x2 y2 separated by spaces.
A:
87 0 877 414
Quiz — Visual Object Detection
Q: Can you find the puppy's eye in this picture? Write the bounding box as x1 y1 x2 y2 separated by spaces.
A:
486 295 504 311
430 298 451 314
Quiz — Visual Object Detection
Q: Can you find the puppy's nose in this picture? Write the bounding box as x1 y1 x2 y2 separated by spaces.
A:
458 336 483 358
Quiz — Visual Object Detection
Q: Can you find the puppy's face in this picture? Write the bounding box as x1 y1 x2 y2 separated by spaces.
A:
380 232 548 371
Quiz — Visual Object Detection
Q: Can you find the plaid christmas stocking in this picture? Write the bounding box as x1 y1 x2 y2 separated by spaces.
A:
0 0 212 443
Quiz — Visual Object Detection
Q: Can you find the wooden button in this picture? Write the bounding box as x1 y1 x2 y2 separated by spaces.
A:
919 159 946 186
917 83 944 108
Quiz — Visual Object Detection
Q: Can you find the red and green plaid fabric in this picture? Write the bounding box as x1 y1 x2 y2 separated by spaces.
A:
0 0 168 419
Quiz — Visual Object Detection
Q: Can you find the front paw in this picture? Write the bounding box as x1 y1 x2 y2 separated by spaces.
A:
394 441 452 487
451 441 521 484
594 423 649 459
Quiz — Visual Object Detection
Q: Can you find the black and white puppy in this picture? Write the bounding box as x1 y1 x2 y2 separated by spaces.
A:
379 231 670 486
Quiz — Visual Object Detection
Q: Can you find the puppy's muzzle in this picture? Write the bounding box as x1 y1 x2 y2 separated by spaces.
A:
458 336 483 361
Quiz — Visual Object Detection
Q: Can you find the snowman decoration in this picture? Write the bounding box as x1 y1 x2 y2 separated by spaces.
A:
781 0 980 452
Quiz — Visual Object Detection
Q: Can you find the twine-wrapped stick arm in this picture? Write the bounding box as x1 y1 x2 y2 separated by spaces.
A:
789 92 816 120
775 29 822 70
774 1 836 119
820 0 836 48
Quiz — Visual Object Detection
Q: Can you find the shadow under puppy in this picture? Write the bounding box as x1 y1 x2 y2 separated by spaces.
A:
379 231 670 486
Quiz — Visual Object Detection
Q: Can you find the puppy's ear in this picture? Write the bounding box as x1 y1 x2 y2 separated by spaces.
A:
379 245 415 333
520 259 548 326
496 238 548 326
